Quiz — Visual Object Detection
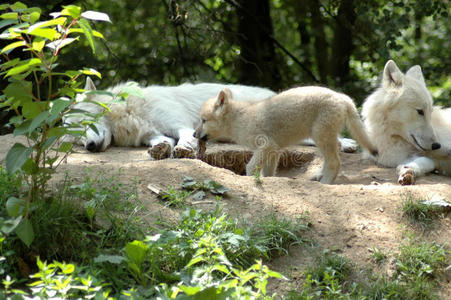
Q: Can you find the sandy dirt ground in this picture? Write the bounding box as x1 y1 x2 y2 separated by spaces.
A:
1 134 450 297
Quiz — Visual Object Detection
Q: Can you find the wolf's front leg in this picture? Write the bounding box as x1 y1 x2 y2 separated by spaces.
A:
174 128 197 159
147 135 175 160
397 156 436 185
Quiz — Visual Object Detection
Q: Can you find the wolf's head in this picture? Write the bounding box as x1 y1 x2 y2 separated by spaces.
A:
63 77 113 152
363 60 440 153
194 88 233 142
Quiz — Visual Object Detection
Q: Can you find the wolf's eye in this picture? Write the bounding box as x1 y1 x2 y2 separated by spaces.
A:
201 118 206 124
416 109 424 116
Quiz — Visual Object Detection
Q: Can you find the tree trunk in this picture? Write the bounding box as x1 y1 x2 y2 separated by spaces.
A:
330 0 356 85
309 0 329 84
236 0 282 90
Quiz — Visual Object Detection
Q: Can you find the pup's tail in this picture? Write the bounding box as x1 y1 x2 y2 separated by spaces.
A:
344 97 378 157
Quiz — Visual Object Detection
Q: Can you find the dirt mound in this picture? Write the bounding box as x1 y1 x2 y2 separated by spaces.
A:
1 134 450 296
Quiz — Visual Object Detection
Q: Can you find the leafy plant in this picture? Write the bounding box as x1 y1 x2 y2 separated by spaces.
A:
0 2 109 247
160 186 192 208
370 247 388 264
253 166 263 184
180 176 230 195
401 193 442 230
121 208 288 298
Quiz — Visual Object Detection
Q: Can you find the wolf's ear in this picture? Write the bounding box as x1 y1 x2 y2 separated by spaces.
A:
84 77 97 91
214 89 230 116
406 65 425 84
383 60 403 88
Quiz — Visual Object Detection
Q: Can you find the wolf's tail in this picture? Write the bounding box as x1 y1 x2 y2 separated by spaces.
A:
344 97 378 156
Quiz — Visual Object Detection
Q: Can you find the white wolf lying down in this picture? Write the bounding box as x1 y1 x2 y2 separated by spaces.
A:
64 78 359 159
64 78 275 159
362 60 451 185
194 87 378 184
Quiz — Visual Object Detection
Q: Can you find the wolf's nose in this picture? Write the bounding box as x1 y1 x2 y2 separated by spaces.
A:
86 141 96 152
431 142 441 150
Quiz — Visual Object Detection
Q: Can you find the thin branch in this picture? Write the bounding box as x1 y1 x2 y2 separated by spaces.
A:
223 0 319 83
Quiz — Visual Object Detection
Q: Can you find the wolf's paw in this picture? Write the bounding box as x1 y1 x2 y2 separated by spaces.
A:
148 142 172 160
398 167 415 185
173 145 196 159
339 138 358 153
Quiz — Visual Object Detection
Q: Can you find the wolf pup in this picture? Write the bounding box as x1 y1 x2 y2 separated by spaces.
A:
195 87 378 184
362 60 451 185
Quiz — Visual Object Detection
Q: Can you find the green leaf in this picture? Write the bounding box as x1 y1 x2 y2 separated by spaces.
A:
21 158 39 175
1 216 22 234
28 111 50 133
125 240 148 267
15 218 34 247
58 142 72 152
46 37 78 52
5 58 41 77
21 102 41 119
27 27 60 40
1 40 26 54
0 19 17 30
121 84 145 98
11 2 27 10
3 81 32 105
61 5 81 19
31 37 45 52
6 197 26 217
50 98 72 115
5 143 32 174
78 18 95 53
68 27 104 38
0 12 18 20
28 17 66 32
81 11 111 22
94 255 126 264
81 68 101 78
27 11 40 24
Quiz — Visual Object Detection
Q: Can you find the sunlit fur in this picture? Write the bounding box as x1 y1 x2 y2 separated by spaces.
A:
195 86 377 184
63 78 275 156
362 60 451 184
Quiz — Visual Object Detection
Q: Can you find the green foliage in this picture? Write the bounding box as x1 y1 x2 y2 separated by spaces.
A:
180 176 230 195
401 193 442 230
288 238 450 299
120 208 292 298
395 239 450 282
160 187 192 208
0 2 109 247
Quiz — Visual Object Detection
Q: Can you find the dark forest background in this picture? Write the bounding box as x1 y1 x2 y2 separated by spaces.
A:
2 0 450 107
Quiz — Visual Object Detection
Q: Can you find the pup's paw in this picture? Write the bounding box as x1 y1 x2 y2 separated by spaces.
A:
309 173 323 182
339 138 358 153
148 142 172 160
173 145 196 159
398 167 415 185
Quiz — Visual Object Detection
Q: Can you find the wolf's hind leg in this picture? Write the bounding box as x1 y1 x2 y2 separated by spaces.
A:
148 135 175 160
311 130 340 184
261 150 280 176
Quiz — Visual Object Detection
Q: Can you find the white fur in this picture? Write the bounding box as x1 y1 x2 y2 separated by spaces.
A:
195 87 377 184
63 78 275 158
362 60 451 184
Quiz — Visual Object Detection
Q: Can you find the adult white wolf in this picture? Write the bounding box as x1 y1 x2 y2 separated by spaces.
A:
64 78 275 159
361 60 451 185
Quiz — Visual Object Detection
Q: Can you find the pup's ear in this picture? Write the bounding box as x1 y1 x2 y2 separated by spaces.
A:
214 88 231 116
406 65 425 84
84 76 97 91
382 60 403 88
